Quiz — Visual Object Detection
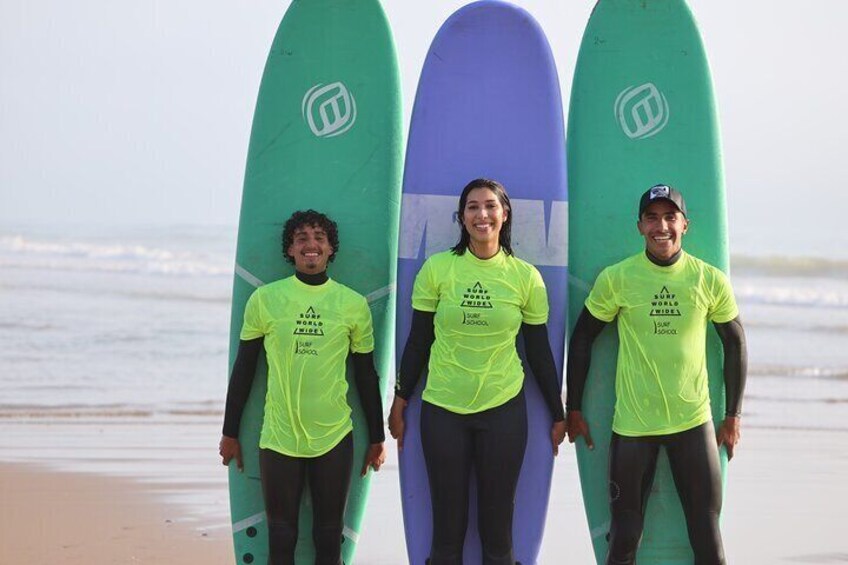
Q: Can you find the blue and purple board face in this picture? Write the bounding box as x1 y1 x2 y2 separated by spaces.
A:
396 2 567 563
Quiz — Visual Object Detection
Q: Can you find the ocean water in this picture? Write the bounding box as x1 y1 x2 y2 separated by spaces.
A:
0 224 233 420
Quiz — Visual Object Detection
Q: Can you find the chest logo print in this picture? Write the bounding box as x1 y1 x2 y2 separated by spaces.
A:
461 282 493 309
294 306 325 336
650 286 681 317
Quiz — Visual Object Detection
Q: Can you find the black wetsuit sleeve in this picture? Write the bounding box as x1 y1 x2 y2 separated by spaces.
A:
351 351 386 443
713 316 748 417
565 307 609 412
521 323 565 421
222 337 264 438
396 309 436 400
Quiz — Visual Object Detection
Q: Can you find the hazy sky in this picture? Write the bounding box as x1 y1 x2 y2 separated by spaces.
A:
1 1 846 257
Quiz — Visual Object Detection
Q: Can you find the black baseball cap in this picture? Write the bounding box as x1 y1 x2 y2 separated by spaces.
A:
638 184 687 218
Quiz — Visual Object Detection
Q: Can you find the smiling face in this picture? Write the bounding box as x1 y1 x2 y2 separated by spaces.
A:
637 199 689 261
462 187 508 252
286 224 334 274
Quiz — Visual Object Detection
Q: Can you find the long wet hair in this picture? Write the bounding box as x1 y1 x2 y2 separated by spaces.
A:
281 209 340 264
450 178 514 256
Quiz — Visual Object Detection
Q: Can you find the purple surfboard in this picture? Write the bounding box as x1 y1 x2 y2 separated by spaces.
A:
396 2 568 563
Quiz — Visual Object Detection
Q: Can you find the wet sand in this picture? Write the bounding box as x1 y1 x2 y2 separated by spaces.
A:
0 463 230 565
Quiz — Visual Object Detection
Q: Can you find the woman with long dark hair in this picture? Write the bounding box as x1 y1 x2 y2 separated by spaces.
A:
389 179 566 565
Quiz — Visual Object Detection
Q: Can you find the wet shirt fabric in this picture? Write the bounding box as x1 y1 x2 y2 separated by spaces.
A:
412 249 548 414
241 276 374 457
586 251 738 437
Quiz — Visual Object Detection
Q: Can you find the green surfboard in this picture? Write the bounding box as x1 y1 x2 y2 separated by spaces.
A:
226 1 402 563
567 1 729 563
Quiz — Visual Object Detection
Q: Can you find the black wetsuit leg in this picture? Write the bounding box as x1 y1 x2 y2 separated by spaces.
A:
260 448 307 565
606 433 660 565
259 433 354 565
666 423 725 565
421 391 527 565
474 391 527 565
421 400 474 565
606 423 725 565
309 433 354 565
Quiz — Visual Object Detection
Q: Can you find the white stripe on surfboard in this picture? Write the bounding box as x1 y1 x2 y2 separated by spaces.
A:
342 525 359 543
232 512 266 533
568 273 593 294
236 264 265 288
590 520 610 539
233 513 356 542
366 284 394 304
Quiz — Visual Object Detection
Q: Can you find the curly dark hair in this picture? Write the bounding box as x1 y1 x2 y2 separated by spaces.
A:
451 178 514 256
281 210 340 264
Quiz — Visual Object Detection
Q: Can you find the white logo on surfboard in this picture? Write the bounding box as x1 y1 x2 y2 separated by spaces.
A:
302 82 357 138
614 83 669 140
398 194 567 267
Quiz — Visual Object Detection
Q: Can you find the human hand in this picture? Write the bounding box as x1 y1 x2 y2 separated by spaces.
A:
717 416 741 461
219 435 243 471
388 396 408 452
566 411 594 450
551 419 567 456
361 442 387 477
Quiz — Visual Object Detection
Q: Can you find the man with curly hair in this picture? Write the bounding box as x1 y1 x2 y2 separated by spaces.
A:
220 209 385 565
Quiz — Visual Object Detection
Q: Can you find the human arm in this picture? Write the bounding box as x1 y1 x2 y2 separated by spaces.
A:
713 316 748 460
220 337 263 471
351 351 387 476
521 322 566 454
388 309 435 451
564 307 609 449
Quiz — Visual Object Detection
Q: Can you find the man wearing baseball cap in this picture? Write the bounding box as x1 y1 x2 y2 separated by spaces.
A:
565 184 747 564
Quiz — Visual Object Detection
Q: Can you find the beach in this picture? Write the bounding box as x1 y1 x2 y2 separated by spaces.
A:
0 464 228 565
3 0 848 560
2 425 847 564
1 224 847 563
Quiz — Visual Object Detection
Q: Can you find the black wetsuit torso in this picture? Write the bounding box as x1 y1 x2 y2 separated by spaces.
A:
565 250 747 416
396 310 565 421
222 270 385 443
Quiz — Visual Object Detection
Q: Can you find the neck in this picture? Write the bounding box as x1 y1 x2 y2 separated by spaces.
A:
295 270 328 285
467 240 500 260
645 249 683 267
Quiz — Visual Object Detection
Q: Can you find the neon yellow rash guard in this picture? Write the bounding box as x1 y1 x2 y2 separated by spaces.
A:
586 251 739 436
241 276 374 457
412 249 548 414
